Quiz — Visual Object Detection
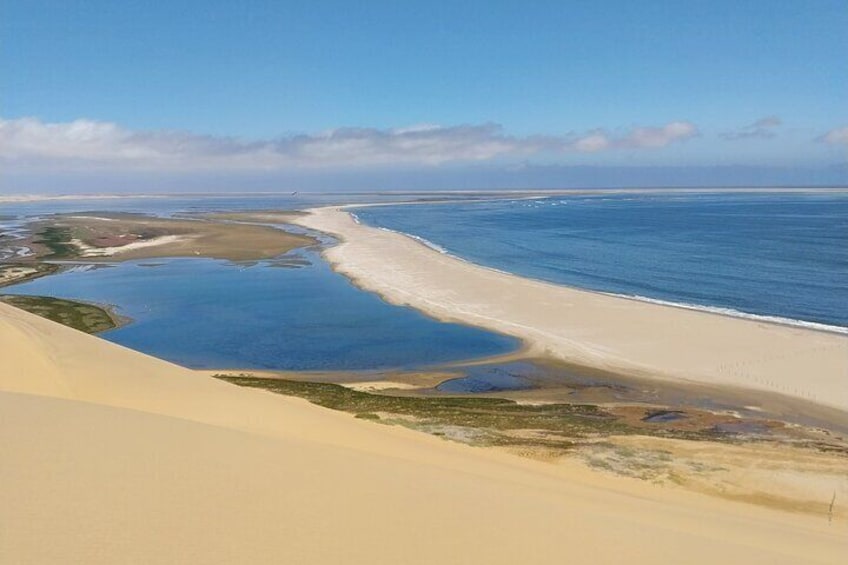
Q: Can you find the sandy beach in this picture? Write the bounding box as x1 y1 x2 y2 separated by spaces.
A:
2 300 847 563
292 206 848 413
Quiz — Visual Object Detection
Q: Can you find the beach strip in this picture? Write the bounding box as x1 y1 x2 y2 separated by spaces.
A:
293 206 848 413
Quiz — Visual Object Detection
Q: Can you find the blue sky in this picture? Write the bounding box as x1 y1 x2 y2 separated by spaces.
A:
2 1 846 192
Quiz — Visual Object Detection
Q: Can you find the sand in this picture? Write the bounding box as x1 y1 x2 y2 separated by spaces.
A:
0 265 38 283
2 302 847 563
292 206 848 413
199 210 306 223
24 213 315 262
71 234 186 257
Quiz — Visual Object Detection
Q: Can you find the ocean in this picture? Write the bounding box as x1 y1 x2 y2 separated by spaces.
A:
356 191 848 332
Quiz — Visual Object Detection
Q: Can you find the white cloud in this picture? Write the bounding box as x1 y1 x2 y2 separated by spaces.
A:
618 121 699 148
0 117 699 172
572 132 611 152
818 126 848 146
720 116 782 140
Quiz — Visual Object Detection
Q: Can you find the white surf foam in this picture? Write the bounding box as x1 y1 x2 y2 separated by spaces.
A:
600 292 848 335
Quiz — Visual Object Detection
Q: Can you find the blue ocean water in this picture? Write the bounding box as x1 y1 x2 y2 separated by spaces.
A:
0 192 420 226
356 192 848 330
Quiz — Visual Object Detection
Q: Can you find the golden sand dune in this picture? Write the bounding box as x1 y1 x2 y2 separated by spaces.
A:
2 304 847 563
293 206 848 412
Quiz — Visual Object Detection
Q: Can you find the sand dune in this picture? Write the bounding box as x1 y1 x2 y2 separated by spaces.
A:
293 206 848 413
2 301 847 562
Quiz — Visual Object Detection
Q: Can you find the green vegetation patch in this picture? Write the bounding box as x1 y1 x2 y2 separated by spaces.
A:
33 226 78 259
0 295 120 333
216 376 748 454
215 376 662 450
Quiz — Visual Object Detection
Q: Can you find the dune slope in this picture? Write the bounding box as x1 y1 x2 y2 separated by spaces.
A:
1 302 846 564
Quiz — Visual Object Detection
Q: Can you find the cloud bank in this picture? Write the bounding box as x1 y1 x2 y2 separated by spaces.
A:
0 117 698 172
720 116 782 140
818 126 848 146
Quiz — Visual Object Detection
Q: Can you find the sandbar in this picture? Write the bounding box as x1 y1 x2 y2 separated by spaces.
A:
292 206 848 413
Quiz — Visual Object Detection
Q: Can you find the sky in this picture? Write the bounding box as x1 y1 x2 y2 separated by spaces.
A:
2 0 846 193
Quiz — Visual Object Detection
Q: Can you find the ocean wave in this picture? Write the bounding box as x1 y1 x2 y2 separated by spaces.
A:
405 233 450 255
601 292 848 335
376 226 451 255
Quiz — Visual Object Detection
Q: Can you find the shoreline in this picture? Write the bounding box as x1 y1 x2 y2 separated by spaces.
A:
0 294 130 334
348 205 848 336
291 206 848 413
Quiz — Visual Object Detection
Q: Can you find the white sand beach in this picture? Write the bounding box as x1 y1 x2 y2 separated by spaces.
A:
293 206 848 412
72 234 187 257
2 301 847 563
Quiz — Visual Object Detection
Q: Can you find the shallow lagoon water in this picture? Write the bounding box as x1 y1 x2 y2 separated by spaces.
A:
436 362 538 393
1 194 520 370
5 249 519 371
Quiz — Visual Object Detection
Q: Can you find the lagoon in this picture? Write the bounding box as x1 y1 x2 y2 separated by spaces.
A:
5 248 518 370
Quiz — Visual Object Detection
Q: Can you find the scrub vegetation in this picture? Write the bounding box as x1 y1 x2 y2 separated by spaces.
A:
215 375 737 451
0 295 121 334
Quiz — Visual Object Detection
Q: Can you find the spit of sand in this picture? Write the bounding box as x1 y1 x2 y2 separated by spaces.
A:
292 206 848 413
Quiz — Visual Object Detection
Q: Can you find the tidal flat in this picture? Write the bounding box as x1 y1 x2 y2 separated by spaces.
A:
22 212 316 262
216 370 848 518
